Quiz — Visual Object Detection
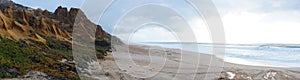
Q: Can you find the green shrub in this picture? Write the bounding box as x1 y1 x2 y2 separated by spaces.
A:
0 38 79 79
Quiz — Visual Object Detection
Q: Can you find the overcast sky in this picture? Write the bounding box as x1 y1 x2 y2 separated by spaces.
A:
12 0 300 44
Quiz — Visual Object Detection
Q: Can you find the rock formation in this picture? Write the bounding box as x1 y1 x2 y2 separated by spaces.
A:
0 1 115 79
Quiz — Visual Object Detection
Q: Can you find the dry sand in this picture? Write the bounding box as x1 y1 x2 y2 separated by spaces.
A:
99 45 300 80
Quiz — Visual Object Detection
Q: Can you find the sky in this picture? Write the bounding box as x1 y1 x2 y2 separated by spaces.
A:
12 0 300 44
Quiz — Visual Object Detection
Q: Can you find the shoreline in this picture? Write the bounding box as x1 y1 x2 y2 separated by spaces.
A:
98 44 300 80
139 43 300 68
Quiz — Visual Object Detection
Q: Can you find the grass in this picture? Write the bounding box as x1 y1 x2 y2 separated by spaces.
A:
0 40 31 77
0 35 110 79
0 37 79 79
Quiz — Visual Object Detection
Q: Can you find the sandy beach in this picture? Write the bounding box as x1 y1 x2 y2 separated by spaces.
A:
98 45 300 80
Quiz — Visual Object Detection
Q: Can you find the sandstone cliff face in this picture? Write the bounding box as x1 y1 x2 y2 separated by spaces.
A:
0 1 114 79
0 1 110 45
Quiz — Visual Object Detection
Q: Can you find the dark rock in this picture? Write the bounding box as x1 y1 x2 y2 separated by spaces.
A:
54 6 68 17
0 66 20 77
0 0 11 4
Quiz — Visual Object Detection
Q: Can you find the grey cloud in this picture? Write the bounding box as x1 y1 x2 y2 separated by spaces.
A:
213 0 300 14
80 0 113 23
113 5 198 42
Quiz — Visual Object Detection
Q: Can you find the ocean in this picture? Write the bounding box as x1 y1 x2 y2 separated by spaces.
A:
139 42 300 67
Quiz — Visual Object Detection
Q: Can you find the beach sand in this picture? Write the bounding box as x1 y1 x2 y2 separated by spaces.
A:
99 45 300 80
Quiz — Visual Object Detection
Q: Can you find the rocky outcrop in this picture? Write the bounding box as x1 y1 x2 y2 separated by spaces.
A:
0 1 111 45
0 0 11 4
0 1 116 79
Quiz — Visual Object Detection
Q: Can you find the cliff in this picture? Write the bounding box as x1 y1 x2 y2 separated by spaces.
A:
0 1 114 79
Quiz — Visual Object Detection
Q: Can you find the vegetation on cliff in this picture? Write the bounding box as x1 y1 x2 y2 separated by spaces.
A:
0 0 114 79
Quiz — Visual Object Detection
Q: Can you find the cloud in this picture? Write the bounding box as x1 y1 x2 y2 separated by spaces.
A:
115 15 212 43
186 18 212 43
213 0 300 14
126 25 179 43
112 0 300 44
209 0 300 44
112 4 200 43
13 0 300 44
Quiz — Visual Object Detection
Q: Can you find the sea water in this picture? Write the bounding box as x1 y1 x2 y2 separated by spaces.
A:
140 42 300 67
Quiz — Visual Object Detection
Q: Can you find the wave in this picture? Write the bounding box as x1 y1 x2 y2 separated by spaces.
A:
140 42 300 67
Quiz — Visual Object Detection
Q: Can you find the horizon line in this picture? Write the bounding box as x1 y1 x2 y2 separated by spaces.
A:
138 42 300 45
